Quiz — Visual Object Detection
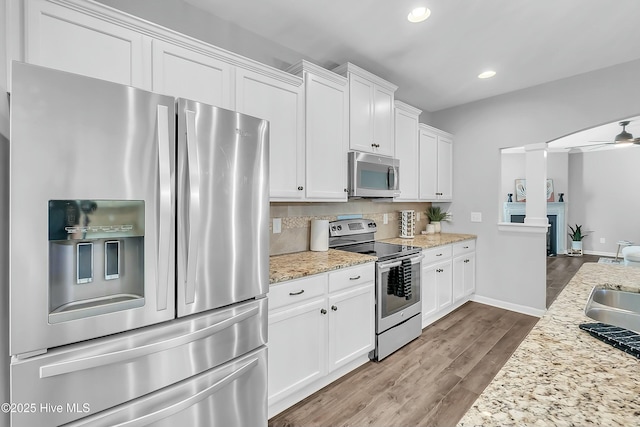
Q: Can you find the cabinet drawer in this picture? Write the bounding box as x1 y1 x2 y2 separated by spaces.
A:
453 240 476 256
269 274 327 311
328 263 375 293
423 245 452 264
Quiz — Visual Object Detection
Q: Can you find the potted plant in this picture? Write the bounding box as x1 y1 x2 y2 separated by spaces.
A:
568 224 588 255
426 206 451 233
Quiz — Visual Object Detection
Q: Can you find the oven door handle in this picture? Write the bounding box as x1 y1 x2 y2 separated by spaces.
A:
378 254 424 272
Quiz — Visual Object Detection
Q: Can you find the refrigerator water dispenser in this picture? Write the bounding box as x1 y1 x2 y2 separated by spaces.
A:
48 200 146 323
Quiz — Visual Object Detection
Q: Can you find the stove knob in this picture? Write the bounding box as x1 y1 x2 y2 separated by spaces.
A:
337 225 342 231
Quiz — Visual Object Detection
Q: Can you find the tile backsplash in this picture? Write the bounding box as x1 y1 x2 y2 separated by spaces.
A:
270 200 431 255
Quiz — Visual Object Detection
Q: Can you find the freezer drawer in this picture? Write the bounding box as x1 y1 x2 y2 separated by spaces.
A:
66 347 267 427
10 298 266 427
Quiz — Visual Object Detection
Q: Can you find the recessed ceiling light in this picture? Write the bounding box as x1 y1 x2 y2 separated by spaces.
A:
408 7 431 23
478 70 497 79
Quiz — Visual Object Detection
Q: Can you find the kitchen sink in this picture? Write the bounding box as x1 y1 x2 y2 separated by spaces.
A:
585 287 640 333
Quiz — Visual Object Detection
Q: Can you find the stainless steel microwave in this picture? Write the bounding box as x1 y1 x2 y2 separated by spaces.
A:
347 151 400 198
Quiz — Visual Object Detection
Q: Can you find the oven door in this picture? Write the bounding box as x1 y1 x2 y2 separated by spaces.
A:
376 253 423 333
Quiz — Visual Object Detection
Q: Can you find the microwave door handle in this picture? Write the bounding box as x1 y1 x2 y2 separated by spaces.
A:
185 110 201 305
156 105 171 311
388 166 398 190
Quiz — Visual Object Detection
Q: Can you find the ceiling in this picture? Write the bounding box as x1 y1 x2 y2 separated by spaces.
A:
184 0 640 113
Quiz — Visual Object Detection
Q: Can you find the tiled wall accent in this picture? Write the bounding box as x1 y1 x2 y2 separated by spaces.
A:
270 200 432 255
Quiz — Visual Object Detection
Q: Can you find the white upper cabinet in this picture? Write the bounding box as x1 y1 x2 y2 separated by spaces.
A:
288 61 348 201
334 63 397 157
151 40 233 109
394 101 422 201
21 0 152 90
235 68 304 200
419 124 453 201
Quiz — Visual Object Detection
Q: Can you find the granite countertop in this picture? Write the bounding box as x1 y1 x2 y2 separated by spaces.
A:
269 249 376 284
382 232 476 249
458 263 640 427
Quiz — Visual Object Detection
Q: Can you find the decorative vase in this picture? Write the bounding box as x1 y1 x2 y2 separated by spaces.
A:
426 224 435 234
507 193 513 202
571 240 582 255
432 221 441 233
558 193 564 202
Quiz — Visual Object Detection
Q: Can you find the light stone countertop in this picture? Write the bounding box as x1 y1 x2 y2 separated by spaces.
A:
269 249 376 285
458 263 640 427
382 232 476 249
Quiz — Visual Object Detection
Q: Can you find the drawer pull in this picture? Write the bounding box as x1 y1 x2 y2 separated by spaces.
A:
436 253 443 257
463 246 469 249
349 275 361 281
289 290 305 296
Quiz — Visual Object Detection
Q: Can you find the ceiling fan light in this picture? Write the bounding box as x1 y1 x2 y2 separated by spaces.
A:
615 121 634 143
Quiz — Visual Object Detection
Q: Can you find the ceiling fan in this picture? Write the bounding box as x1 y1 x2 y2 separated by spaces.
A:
578 120 640 151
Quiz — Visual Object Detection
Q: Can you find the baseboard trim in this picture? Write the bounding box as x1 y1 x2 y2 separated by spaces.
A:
583 250 617 257
470 295 546 318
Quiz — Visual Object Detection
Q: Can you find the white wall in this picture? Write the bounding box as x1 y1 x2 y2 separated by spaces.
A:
431 59 640 314
568 148 640 255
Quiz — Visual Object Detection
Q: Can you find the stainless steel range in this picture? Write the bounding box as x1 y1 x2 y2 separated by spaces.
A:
329 219 424 361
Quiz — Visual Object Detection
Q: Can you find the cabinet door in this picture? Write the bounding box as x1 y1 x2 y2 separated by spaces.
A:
305 73 348 200
348 74 375 153
328 283 375 372
394 108 420 200
236 68 304 199
419 129 438 200
151 40 233 109
436 261 453 310
268 297 327 405
373 86 395 157
463 253 476 296
452 256 465 302
421 262 439 321
25 0 151 89
438 136 453 200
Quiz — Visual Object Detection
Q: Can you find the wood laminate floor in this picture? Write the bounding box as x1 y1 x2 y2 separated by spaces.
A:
269 255 597 427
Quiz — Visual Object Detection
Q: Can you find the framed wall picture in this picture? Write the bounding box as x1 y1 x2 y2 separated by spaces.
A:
515 179 555 202
515 179 526 202
546 179 554 202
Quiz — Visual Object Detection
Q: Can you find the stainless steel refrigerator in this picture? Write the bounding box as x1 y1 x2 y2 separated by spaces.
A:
7 62 269 426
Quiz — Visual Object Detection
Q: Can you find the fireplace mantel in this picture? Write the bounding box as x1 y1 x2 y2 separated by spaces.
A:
504 202 566 254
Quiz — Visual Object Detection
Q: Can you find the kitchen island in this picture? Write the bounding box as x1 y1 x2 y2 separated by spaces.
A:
458 262 640 426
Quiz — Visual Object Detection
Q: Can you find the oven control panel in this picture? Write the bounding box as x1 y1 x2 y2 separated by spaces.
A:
329 218 377 237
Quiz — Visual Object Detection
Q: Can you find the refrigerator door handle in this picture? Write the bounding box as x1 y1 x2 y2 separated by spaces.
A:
39 304 260 378
156 105 172 311
184 109 201 304
68 356 260 427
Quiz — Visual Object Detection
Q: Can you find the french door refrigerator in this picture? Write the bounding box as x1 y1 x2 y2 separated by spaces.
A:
7 62 269 426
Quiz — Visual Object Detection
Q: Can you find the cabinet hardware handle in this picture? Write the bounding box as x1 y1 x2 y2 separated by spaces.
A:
436 253 443 257
349 275 361 280
297 186 304 191
331 305 338 311
344 188 348 192
320 308 327 315
463 246 469 249
289 290 304 296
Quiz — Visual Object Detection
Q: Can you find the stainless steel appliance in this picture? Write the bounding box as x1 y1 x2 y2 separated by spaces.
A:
7 62 269 426
328 219 423 360
347 151 400 198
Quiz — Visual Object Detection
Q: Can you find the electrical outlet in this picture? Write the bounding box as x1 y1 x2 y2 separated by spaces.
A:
600 237 606 244
470 212 482 222
273 218 281 234
416 212 421 222
383 213 388 224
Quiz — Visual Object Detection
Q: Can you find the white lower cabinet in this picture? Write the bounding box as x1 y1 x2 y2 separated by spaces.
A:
453 240 476 302
421 240 476 328
268 263 374 418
